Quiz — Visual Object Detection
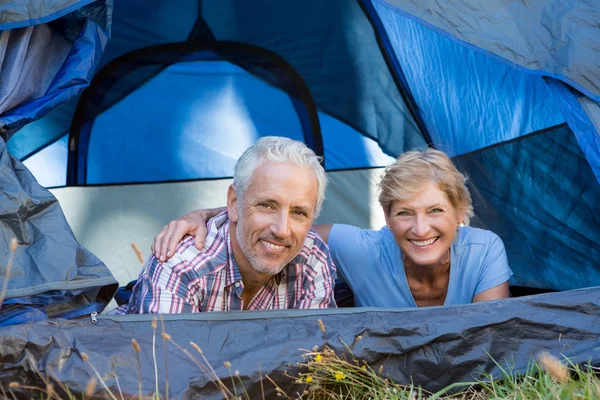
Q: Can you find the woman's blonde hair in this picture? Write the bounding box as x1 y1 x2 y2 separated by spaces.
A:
378 148 474 225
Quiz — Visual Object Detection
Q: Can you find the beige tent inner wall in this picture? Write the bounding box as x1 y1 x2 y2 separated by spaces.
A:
50 168 386 311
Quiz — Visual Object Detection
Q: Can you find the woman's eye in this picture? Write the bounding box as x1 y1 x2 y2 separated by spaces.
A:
430 208 444 213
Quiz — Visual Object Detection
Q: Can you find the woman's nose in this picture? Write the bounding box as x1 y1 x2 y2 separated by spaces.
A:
411 215 429 237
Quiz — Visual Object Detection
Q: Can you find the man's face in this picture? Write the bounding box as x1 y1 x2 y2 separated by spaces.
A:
229 162 318 276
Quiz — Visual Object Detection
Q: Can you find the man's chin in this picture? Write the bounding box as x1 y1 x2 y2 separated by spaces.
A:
252 261 287 276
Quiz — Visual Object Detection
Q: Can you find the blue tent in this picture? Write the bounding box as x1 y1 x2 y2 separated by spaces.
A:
0 0 599 397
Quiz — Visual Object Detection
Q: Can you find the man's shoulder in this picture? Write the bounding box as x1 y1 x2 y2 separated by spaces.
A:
291 229 332 265
169 215 230 273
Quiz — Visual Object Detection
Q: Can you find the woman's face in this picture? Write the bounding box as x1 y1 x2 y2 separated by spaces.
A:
385 181 464 268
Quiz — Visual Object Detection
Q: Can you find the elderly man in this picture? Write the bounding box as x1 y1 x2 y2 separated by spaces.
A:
117 137 336 313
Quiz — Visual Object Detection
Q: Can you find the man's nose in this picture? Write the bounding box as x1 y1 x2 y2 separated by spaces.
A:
270 212 291 239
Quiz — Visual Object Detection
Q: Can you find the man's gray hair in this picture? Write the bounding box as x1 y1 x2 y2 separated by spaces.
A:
233 136 327 217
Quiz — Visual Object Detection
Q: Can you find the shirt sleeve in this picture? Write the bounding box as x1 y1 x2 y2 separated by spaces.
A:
295 234 337 309
474 233 514 295
328 224 379 290
120 252 199 314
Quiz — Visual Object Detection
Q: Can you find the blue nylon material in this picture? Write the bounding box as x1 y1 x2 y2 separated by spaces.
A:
11 0 424 165
85 62 301 183
20 105 395 188
7 0 193 159
199 0 426 157
82 61 393 184
454 125 600 291
546 80 600 183
22 134 69 187
373 0 566 156
0 0 95 30
2 1 110 139
380 0 600 102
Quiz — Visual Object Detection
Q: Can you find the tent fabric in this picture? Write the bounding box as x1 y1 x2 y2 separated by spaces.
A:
454 124 600 290
8 0 428 164
0 137 118 326
64 41 395 186
67 41 325 185
376 0 600 180
548 80 600 182
379 0 600 101
0 25 71 116
0 0 95 30
197 0 427 157
373 1 567 156
0 287 598 398
0 0 111 140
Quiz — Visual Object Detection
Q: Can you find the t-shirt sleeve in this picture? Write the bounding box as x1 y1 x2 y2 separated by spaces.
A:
328 224 379 289
475 233 513 295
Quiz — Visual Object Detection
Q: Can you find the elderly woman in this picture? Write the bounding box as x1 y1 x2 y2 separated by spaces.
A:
153 148 512 307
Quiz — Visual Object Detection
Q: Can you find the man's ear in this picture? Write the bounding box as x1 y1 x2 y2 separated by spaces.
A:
227 185 239 223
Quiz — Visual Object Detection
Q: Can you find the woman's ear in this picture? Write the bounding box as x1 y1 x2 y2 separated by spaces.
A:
227 185 239 223
457 209 466 226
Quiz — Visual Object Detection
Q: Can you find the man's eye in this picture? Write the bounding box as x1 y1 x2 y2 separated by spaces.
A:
397 211 410 216
430 208 444 213
258 203 271 209
292 210 307 217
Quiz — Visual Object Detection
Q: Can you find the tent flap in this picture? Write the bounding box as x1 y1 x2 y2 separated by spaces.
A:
0 137 117 326
0 0 111 140
0 287 598 397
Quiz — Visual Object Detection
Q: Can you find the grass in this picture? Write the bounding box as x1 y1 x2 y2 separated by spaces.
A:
290 340 600 399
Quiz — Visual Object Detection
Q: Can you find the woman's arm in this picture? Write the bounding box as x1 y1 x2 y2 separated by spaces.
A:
152 207 225 261
472 281 510 302
152 207 333 261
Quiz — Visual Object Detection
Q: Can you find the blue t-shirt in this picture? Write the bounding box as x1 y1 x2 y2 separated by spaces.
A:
328 224 513 307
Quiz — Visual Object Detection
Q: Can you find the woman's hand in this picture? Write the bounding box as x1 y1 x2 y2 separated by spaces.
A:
152 207 225 262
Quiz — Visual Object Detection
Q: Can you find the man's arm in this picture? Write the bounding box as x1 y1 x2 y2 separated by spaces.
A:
294 232 337 309
153 207 225 261
119 253 198 314
153 207 333 261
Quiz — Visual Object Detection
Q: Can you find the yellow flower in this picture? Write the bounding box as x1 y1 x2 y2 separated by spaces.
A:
334 371 346 381
314 354 323 362
305 376 313 383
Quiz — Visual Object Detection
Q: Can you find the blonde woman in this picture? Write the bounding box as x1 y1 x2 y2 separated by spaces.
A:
153 148 512 307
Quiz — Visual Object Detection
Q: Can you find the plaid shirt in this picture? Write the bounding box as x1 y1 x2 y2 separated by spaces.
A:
117 212 336 313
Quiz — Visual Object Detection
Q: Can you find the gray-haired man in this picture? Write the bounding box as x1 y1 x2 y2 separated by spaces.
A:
118 137 336 313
